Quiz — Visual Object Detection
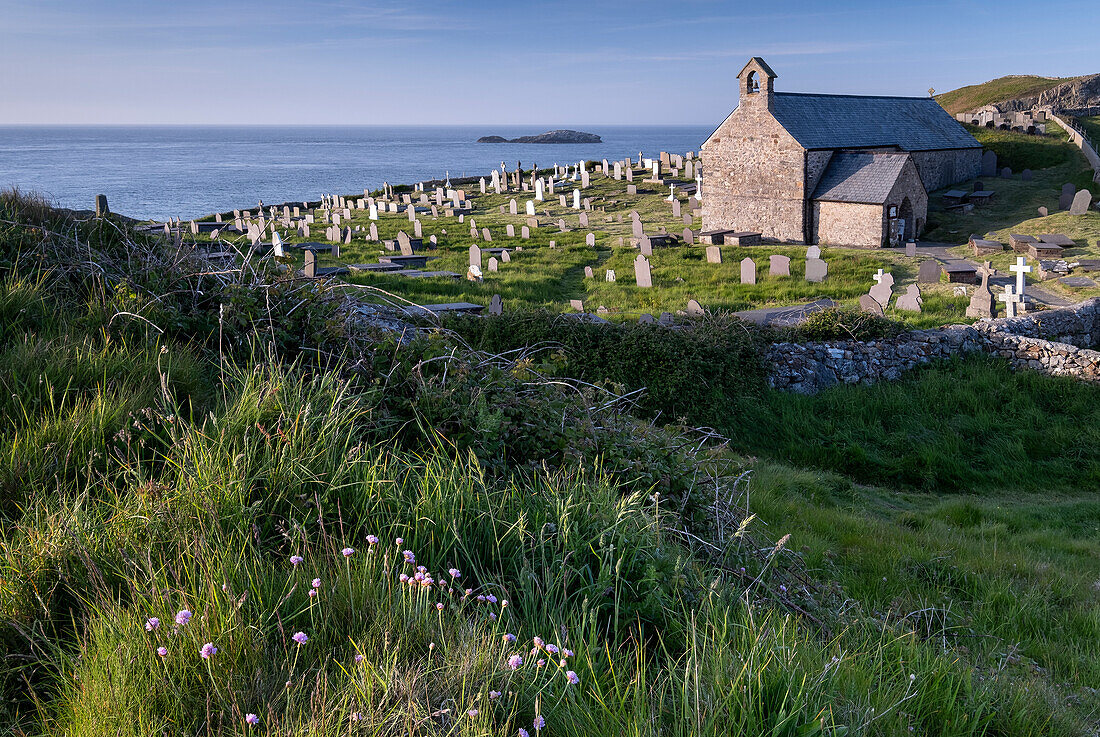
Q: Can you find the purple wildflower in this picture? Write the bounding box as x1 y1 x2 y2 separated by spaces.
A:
174 609 192 626
156 646 167 657
366 535 378 545
436 602 444 610
532 636 544 648
200 642 217 659
566 670 580 685
519 730 530 737
145 617 160 631
448 568 461 579
537 659 546 667
486 594 498 604
467 709 479 718
507 654 523 670
402 550 415 564
354 653 364 663
395 537 403 545
311 578 322 589
245 713 259 726
504 633 517 643
546 644 559 654
489 690 501 700
292 631 308 645
342 547 355 557
351 712 364 722
489 612 497 621
533 715 546 731
308 588 317 597
290 555 304 566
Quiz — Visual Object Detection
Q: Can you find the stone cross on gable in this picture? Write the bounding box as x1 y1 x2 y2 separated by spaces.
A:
998 284 1021 318
1010 256 1032 298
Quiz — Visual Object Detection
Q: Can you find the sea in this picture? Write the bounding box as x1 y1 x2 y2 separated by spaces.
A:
0 125 712 222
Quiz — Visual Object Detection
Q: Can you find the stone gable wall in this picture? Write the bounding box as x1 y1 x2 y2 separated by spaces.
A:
767 298 1100 393
701 104 808 243
812 201 884 247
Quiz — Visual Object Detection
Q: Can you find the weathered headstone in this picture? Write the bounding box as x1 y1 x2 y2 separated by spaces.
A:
1069 189 1093 215
634 255 652 288
469 244 482 268
1038 206 1048 217
869 270 895 309
895 284 923 312
685 299 704 317
965 261 997 318
740 257 756 285
584 266 594 279
570 299 584 311
488 257 498 272
917 260 941 283
489 294 503 315
1000 167 1012 179
806 245 821 260
500 249 511 263
606 270 616 282
1059 183 1076 210
521 226 530 239
805 258 828 283
1021 169 1032 181
706 246 722 264
506 224 515 237
769 254 790 276
585 232 595 246
905 241 916 258
981 150 997 178
858 294 884 316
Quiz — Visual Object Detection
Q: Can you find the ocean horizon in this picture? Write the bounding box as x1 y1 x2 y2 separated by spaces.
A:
0 124 712 221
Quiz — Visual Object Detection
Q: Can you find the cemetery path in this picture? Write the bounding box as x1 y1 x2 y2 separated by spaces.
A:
917 242 1074 307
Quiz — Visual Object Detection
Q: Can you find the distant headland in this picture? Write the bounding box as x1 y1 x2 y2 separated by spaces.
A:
476 129 602 144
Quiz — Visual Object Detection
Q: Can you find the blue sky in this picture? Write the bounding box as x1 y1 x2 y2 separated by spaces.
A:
1 0 1097 125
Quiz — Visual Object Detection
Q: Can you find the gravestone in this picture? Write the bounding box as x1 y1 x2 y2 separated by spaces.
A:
500 249 511 263
606 270 616 282
1069 189 1093 215
965 261 997 318
627 185 637 195
489 294 503 315
672 199 681 218
806 245 821 259
559 194 568 207
509 199 518 215
740 257 756 285
526 217 539 229
1021 169 1032 181
584 266 594 279
639 314 654 324
469 245 482 268
634 255 652 288
658 312 674 326
369 223 378 241
682 228 694 244
895 284 923 312
506 224 515 237
858 294 884 317
414 220 423 237
905 241 916 258
579 212 589 227
488 257 498 272
917 260 941 283
95 194 109 216
1038 206 1048 217
685 299 704 317
869 270 895 309
632 219 644 238
482 227 492 242
706 246 722 264
998 285 1020 318
1059 183 1076 210
769 254 790 276
1000 167 1012 179
570 299 584 311
521 226 530 239
981 150 997 177
683 213 693 226
805 258 828 283
585 233 595 246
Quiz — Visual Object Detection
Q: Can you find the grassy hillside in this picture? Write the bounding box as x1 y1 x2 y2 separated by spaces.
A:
2 189 1099 735
935 75 1080 115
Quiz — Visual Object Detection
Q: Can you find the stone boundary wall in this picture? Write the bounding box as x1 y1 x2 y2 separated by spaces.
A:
767 298 1100 393
1050 113 1100 183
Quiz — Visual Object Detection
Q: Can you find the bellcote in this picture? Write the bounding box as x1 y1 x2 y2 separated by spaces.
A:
738 57 777 109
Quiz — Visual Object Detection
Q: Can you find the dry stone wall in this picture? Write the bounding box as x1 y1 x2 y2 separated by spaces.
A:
767 298 1100 393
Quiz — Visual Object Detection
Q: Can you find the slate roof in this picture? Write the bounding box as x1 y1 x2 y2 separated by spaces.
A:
770 93 981 151
812 152 910 204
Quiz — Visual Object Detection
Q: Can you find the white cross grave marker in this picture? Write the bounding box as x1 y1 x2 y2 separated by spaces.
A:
1010 256 1032 300
998 285 1020 318
872 269 887 285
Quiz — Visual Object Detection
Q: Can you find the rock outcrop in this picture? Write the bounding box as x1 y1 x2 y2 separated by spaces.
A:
476 129 602 144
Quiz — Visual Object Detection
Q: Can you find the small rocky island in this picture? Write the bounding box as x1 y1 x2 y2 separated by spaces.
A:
476 129 601 144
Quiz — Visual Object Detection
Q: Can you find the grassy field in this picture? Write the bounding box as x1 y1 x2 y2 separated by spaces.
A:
2 190 1099 735
934 75 1082 116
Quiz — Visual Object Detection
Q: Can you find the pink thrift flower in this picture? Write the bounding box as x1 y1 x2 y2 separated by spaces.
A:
467 709 479 718
245 713 259 726
507 654 523 670
145 617 160 631
532 636 544 649
354 653 364 663
174 609 192 626
402 550 415 564
200 642 217 659
308 588 318 597
436 602 444 610
489 690 501 700
156 646 167 657
311 578 322 589
448 568 461 579
566 670 580 685
366 535 378 545
292 631 308 645
501 599 508 608
546 644 559 654
489 612 497 621
395 537 403 546
290 555 304 566
342 547 355 557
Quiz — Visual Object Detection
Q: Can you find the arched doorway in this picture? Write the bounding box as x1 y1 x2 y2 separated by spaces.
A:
898 197 914 241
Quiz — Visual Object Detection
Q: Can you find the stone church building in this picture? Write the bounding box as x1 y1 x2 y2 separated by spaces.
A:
700 58 982 247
